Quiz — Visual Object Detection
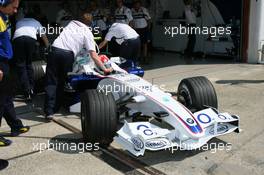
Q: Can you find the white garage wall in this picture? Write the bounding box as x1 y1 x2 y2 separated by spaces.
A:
259 1 264 48
247 0 263 63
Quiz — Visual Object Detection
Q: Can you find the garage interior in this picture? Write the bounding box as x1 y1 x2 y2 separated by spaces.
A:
16 0 251 70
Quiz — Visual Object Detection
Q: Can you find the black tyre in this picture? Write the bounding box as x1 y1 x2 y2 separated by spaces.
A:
178 76 218 111
32 60 46 93
32 60 46 81
81 90 117 146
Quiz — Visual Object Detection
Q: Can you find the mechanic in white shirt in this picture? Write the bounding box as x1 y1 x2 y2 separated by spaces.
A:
13 14 49 99
44 12 113 120
89 1 107 36
183 0 197 57
99 23 140 63
131 0 151 63
114 0 133 26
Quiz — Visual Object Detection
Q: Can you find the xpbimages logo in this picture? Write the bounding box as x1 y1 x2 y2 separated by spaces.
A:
38 24 101 36
165 141 232 154
32 140 100 153
164 24 232 38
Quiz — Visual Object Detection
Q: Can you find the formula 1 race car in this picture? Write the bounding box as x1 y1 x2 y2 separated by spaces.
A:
33 54 240 157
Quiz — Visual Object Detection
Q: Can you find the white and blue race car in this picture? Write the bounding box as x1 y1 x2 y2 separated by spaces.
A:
60 55 240 157
32 52 240 157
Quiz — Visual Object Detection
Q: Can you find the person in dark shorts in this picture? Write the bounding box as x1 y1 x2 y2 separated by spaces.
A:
132 0 151 64
44 12 113 120
13 14 49 100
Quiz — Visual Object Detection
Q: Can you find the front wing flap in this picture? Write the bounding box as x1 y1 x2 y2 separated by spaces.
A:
114 108 240 157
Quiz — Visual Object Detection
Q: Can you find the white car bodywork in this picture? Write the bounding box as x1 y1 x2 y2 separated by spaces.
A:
70 57 240 157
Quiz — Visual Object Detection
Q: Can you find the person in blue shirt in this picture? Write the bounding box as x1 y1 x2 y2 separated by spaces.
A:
0 0 30 149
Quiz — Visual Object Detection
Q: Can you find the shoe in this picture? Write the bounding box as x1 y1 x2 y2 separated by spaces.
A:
0 159 9 170
0 136 12 147
11 126 30 137
45 115 54 121
24 89 34 102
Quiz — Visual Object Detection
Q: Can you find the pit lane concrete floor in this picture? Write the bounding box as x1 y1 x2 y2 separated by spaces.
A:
0 52 263 175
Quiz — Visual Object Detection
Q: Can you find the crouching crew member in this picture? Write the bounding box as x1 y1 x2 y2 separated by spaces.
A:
132 0 151 63
115 0 133 26
99 23 140 63
0 0 30 147
44 12 113 120
13 14 49 100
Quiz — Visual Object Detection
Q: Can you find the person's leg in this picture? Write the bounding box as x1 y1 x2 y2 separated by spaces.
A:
142 29 149 63
109 40 120 57
13 37 31 96
185 24 197 57
0 62 12 147
55 52 74 112
0 61 29 136
0 96 12 147
130 38 141 64
0 159 9 170
119 41 131 60
136 29 143 62
188 33 196 55
3 96 30 136
0 61 9 126
2 96 23 128
25 38 36 93
44 51 58 117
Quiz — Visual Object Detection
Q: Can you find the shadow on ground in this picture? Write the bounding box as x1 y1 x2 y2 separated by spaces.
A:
216 80 264 85
49 132 230 174
142 51 236 71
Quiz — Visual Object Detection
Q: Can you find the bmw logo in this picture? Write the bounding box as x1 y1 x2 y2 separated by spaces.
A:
186 118 195 124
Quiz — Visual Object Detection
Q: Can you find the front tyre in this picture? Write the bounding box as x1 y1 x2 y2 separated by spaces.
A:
81 90 117 147
32 60 46 93
178 76 218 111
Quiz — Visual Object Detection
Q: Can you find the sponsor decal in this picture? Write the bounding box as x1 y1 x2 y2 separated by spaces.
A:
209 124 229 135
143 129 154 136
137 124 155 136
131 137 144 151
218 114 227 120
138 86 153 92
162 97 170 102
126 77 141 82
137 124 149 130
197 114 212 124
186 118 195 125
113 74 126 79
145 138 170 150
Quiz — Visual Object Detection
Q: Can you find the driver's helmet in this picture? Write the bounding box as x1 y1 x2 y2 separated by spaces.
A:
99 54 111 68
99 54 109 63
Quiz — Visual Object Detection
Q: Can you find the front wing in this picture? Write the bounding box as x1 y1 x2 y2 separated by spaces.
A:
114 108 240 157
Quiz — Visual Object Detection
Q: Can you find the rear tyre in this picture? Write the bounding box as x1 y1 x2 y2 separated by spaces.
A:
81 89 117 147
177 76 218 111
32 60 46 93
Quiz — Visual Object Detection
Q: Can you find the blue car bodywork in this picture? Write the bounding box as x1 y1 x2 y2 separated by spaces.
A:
64 60 144 107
